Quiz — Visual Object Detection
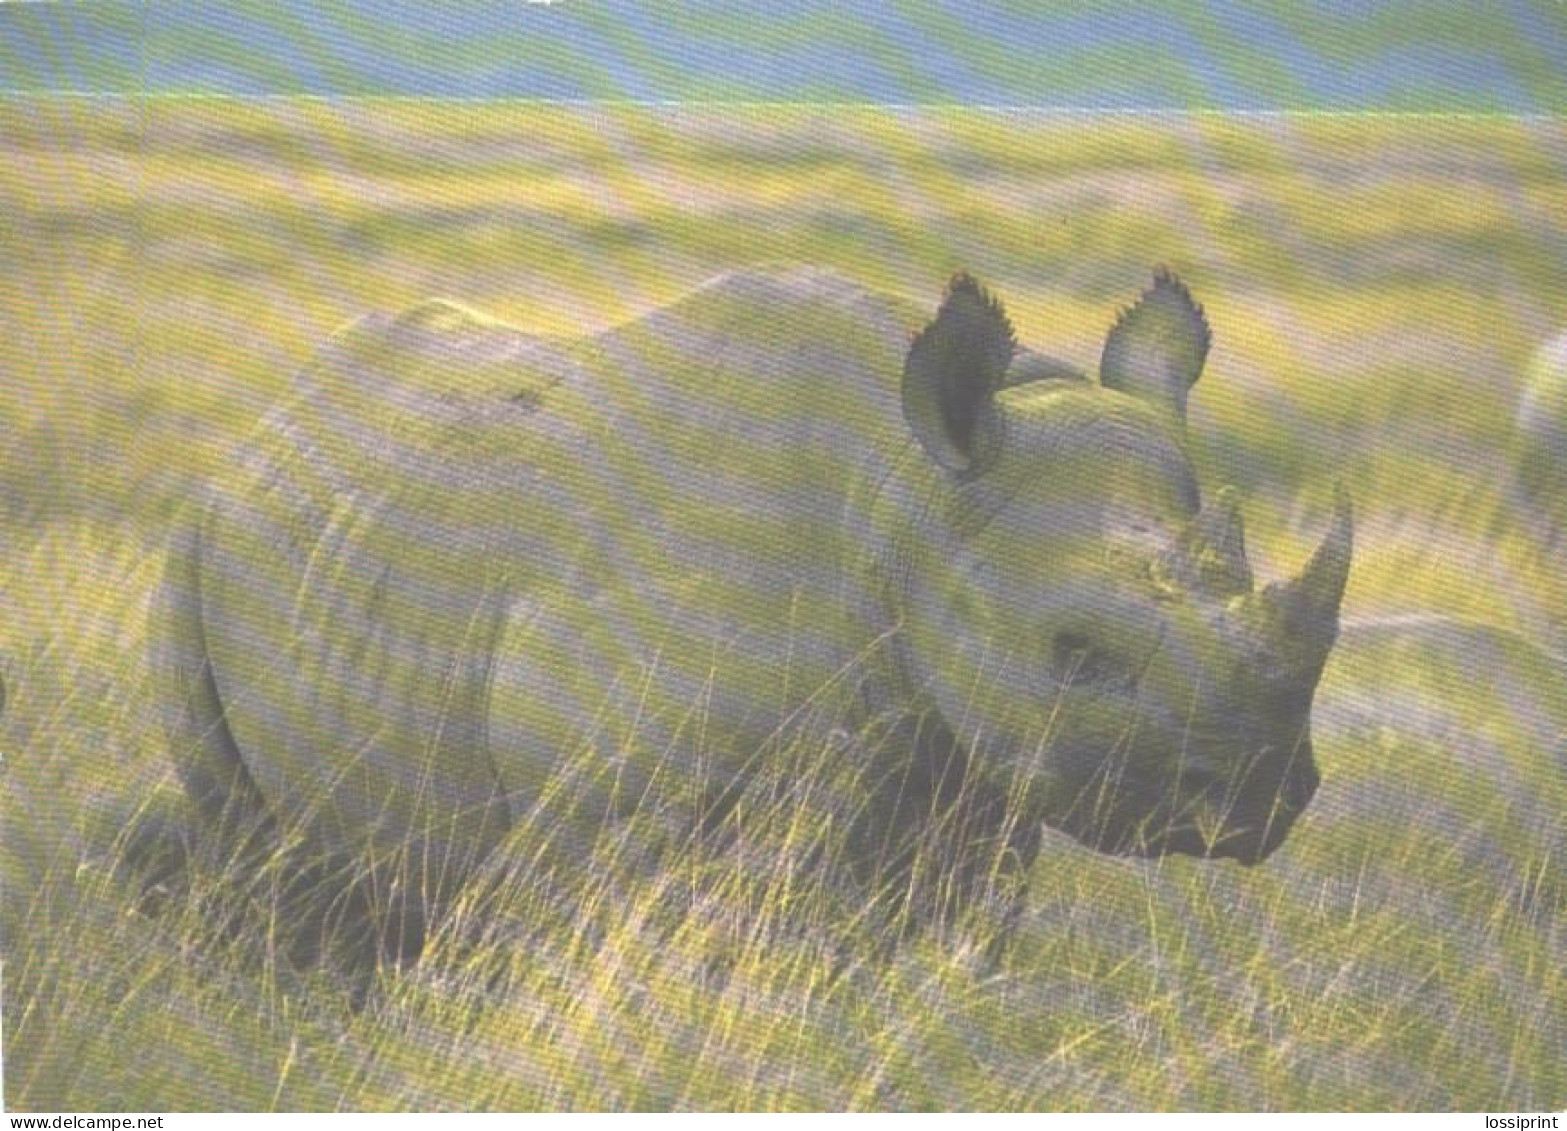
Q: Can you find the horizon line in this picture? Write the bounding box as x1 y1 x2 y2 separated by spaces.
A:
1 91 1560 121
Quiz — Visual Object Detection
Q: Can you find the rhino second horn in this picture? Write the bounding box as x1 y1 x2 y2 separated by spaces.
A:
1262 482 1354 643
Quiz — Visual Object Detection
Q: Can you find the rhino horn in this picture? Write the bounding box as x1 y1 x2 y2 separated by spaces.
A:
1188 485 1254 594
1259 482 1354 657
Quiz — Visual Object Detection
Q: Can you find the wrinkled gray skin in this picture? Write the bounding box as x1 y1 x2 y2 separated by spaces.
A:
153 266 1352 955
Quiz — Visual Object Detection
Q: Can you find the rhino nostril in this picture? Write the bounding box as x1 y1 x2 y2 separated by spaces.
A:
1050 631 1138 691
1052 631 1093 669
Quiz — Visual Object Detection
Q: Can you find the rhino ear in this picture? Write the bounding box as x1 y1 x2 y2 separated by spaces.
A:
902 273 1016 475
1101 267 1211 424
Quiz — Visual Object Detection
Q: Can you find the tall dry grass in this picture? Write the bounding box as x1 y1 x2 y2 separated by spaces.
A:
2 100 1564 1110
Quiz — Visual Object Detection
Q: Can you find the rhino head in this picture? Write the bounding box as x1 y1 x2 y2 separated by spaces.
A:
891 271 1351 865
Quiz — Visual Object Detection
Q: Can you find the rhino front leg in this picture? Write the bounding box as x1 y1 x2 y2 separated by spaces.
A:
848 709 1040 947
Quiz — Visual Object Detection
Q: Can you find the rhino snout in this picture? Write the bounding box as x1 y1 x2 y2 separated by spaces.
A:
1189 745 1320 865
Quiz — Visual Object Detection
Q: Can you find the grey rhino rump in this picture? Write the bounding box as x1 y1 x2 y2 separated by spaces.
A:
1515 331 1567 562
1314 614 1566 806
194 313 557 862
1310 614 1566 913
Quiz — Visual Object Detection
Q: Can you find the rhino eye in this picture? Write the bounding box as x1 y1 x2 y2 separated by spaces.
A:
1051 631 1135 691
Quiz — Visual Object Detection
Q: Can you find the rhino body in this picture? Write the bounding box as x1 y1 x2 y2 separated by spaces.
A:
154 266 1350 952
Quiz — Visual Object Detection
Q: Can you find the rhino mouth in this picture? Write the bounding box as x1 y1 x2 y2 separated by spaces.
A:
1055 745 1319 866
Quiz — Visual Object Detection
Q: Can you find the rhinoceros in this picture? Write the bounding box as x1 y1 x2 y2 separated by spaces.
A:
1310 612 1566 915
152 265 1352 956
1317 614 1566 757
1517 330 1566 549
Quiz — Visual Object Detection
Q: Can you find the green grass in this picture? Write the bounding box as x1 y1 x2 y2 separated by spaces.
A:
2 99 1564 1110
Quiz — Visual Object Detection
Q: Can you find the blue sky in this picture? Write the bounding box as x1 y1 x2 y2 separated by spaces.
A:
2 1 1563 111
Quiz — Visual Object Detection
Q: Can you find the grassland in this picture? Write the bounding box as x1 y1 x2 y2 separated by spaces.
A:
1 99 1564 1110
